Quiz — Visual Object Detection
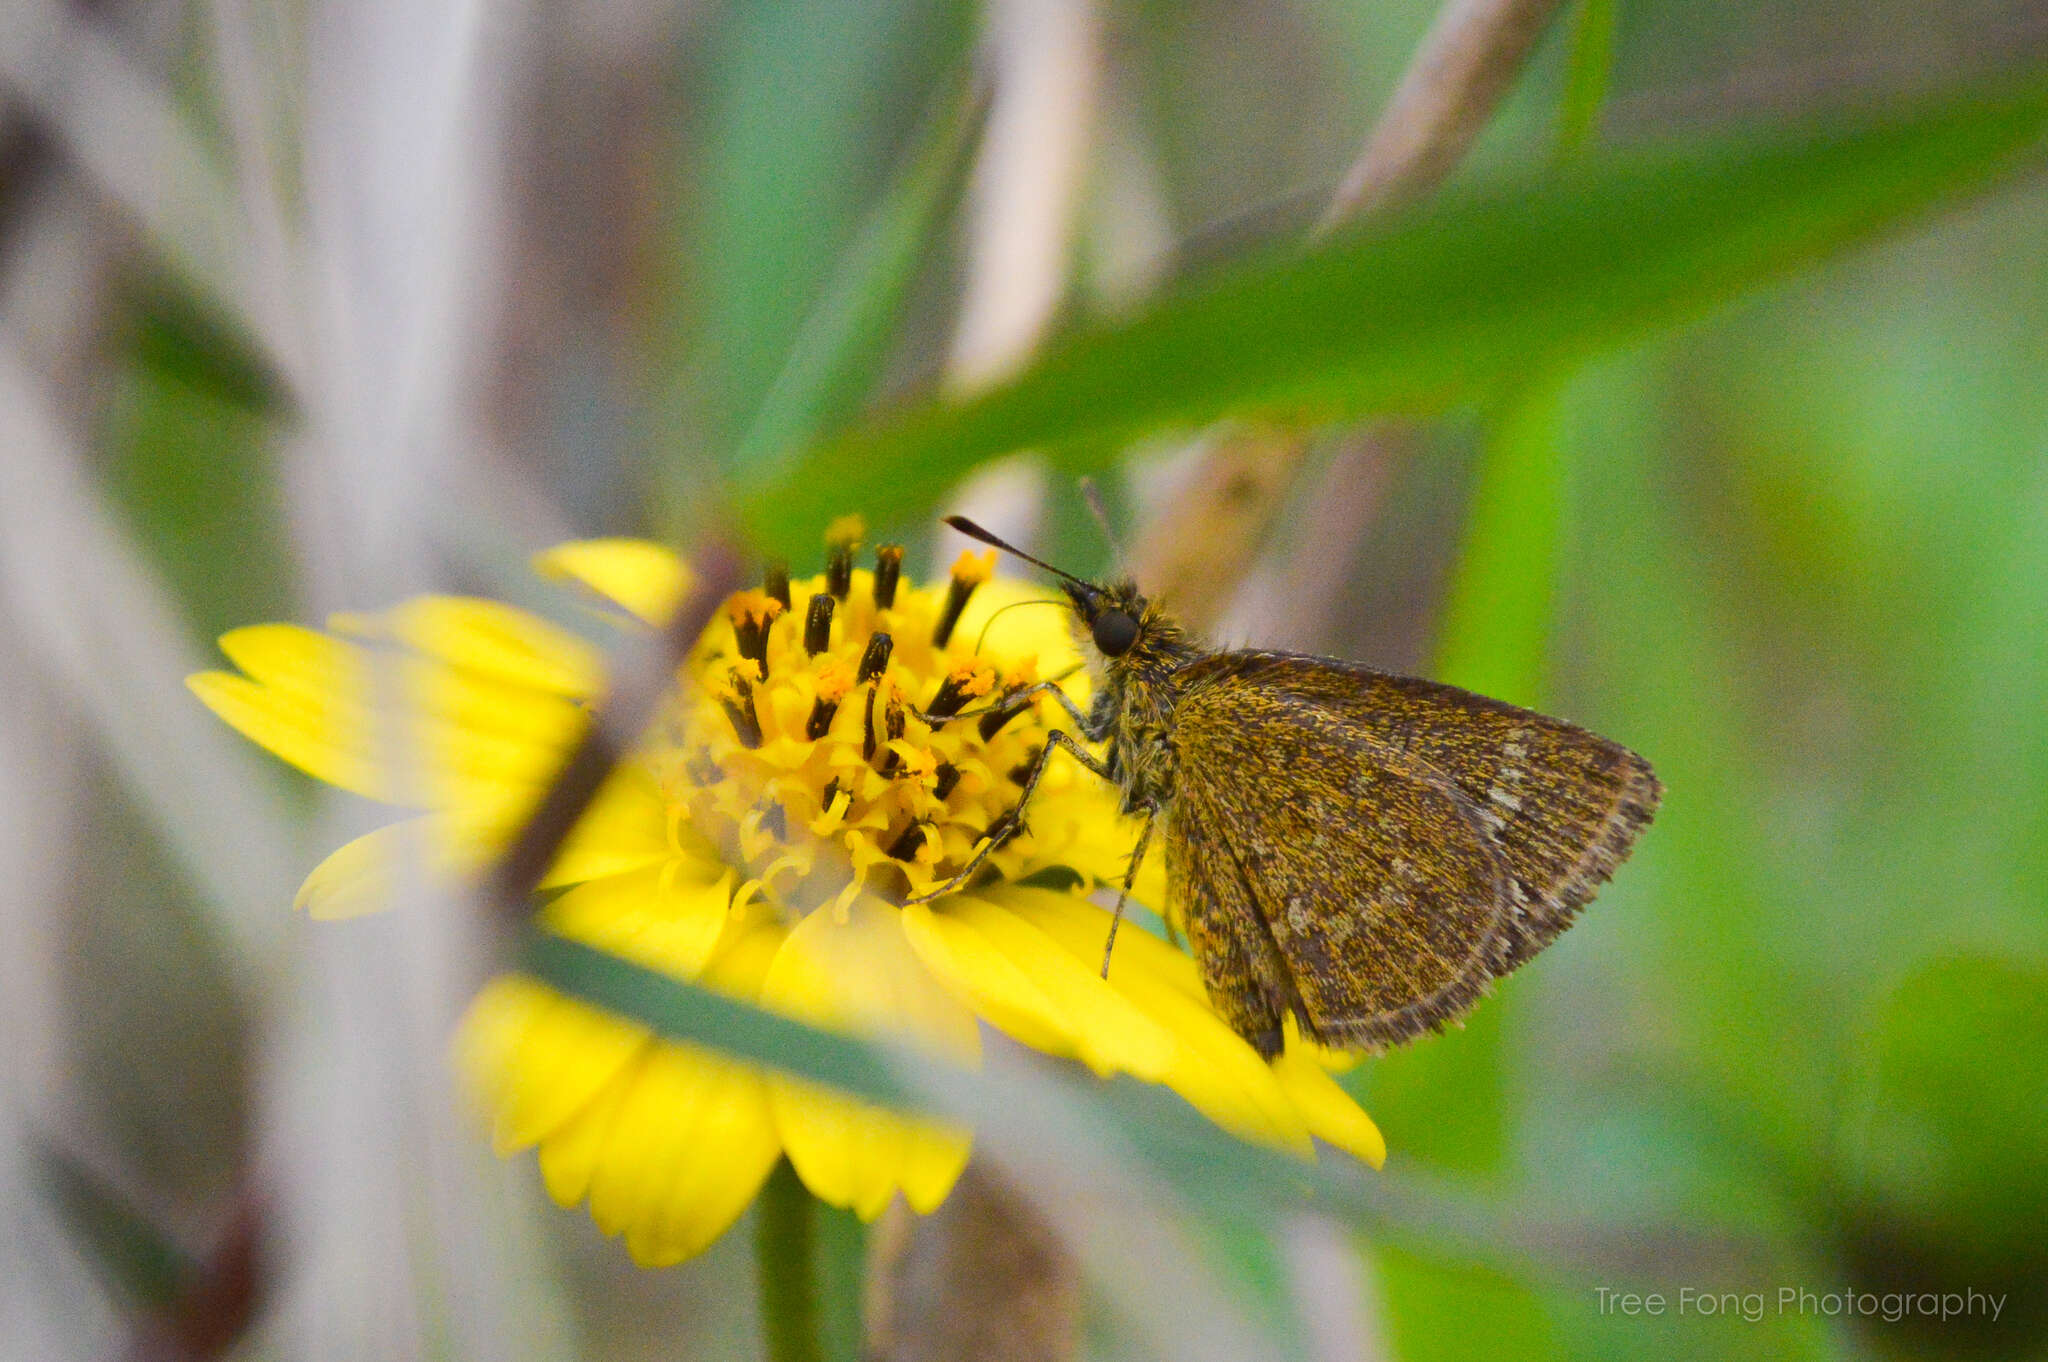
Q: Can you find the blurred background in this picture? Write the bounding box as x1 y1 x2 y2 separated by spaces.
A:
3 0 2046 1359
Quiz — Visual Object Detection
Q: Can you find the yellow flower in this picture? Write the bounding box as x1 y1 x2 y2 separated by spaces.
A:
189 534 1384 1266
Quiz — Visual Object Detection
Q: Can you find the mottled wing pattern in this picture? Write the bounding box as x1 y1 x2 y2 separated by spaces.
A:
1166 651 1661 1053
1170 737 1510 1057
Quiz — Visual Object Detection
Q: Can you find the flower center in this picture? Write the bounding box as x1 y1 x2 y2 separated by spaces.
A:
644 534 1087 919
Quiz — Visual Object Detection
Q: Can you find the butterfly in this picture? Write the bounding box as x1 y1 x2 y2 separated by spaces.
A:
925 515 1662 1059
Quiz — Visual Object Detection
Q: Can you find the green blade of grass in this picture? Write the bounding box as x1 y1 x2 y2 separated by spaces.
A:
728 72 984 482
1556 0 1619 160
743 71 2048 555
689 0 972 459
520 928 1785 1293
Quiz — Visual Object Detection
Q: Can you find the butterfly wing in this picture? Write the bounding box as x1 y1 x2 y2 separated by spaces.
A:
1165 651 1661 1054
1169 736 1512 1058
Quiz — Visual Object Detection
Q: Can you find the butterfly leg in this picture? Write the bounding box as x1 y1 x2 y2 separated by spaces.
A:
901 730 1115 905
1099 809 1155 978
910 677 1112 741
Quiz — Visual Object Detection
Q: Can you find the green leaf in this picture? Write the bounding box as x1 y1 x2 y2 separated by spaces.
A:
691 0 972 457
1556 0 1619 160
1370 392 1567 1339
1836 956 2048 1261
1434 384 1569 710
522 931 918 1110
745 72 2048 555
729 71 984 482
34 1139 196 1308
522 931 1399 1236
1374 1243 1568 1362
100 275 296 643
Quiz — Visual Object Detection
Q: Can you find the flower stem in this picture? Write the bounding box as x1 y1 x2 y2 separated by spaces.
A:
756 1159 826 1362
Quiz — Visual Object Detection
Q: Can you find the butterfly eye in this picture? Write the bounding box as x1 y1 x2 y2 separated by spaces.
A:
1091 609 1140 657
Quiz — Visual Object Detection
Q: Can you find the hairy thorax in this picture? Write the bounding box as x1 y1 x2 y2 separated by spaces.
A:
1096 656 1184 815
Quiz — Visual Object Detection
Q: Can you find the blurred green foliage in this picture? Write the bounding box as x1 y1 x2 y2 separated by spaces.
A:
75 1 2048 1358
741 72 2048 556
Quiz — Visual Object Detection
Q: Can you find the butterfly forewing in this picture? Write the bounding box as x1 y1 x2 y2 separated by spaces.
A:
1165 651 1662 1052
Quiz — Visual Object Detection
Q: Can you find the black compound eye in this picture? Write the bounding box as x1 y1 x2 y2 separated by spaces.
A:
1091 609 1140 657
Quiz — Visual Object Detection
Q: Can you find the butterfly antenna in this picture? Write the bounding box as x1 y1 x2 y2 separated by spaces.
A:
972 597 1066 654
943 515 1099 595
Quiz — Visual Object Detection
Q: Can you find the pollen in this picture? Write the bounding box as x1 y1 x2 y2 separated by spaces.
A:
813 659 853 704
932 550 996 650
659 546 1092 917
950 548 995 586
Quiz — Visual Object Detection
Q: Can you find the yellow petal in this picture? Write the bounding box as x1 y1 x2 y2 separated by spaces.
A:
453 974 651 1153
216 621 365 697
533 539 692 625
588 1040 781 1266
194 623 589 811
405 661 587 798
540 862 735 982
1032 794 1170 918
904 895 1176 1082
580 915 786 1262
187 667 384 799
331 594 604 697
761 897 977 1218
996 886 1312 1155
539 765 677 889
291 783 668 920
536 1055 635 1207
1273 1046 1386 1168
291 817 488 919
469 919 788 1262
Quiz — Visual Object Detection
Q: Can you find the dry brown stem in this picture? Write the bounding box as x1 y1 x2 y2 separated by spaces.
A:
1129 0 1568 631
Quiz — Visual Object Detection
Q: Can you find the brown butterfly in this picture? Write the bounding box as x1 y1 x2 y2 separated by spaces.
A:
924 515 1662 1059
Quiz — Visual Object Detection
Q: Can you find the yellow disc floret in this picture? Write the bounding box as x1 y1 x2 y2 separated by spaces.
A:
650 547 1096 921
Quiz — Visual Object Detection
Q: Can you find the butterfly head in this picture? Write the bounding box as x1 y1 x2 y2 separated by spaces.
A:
1060 576 1157 662
943 514 1190 677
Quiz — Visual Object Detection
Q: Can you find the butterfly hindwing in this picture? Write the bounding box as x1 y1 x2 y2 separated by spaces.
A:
1164 651 1661 1051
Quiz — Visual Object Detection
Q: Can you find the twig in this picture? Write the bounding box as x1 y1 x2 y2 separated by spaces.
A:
1129 0 1570 627
1324 0 1570 226
479 538 742 916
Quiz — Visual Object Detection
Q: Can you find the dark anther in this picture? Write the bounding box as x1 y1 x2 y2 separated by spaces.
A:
806 693 840 740
764 562 791 611
885 819 932 862
804 593 836 655
924 660 993 722
721 670 764 749
925 675 973 721
729 595 781 678
856 632 893 683
978 689 1028 740
1007 753 1038 785
932 762 960 801
686 753 722 786
820 777 842 814
826 540 854 600
931 571 984 649
873 545 904 609
874 698 907 774
757 802 788 843
733 627 769 677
